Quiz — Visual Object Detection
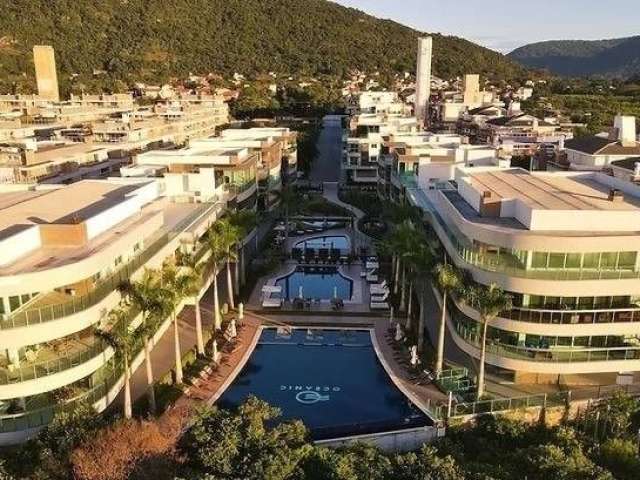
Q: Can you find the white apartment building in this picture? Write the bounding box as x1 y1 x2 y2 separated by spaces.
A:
378 132 503 200
343 93 419 184
0 178 230 445
564 115 640 171
408 166 640 385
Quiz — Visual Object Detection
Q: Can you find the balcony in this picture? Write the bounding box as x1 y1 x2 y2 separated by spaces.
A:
501 306 640 325
0 202 217 331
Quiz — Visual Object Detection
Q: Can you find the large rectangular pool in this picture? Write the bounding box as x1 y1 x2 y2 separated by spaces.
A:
276 266 353 300
218 329 430 440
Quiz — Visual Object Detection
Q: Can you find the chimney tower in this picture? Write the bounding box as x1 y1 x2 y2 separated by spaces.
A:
33 45 60 102
415 36 433 123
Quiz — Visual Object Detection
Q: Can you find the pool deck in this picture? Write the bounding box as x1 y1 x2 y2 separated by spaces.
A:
372 318 449 420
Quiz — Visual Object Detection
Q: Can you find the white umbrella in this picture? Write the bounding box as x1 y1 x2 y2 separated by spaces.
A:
333 286 338 299
395 323 404 342
229 318 237 338
298 285 304 299
410 345 419 366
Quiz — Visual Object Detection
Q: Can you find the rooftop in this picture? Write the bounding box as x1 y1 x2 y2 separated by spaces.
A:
468 169 640 212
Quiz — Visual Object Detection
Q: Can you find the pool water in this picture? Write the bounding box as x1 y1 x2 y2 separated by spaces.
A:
276 266 352 300
218 329 430 439
295 235 349 250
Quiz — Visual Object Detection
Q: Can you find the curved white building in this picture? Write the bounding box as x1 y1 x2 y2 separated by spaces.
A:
415 166 640 385
0 178 226 444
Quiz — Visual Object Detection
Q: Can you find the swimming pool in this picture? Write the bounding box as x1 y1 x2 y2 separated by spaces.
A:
276 266 352 300
295 235 349 251
218 329 430 439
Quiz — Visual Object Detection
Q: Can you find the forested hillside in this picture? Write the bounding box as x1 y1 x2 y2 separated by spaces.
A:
0 0 524 92
509 36 640 78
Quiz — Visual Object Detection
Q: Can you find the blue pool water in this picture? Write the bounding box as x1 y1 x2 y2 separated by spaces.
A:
276 266 352 300
295 235 349 250
218 329 430 439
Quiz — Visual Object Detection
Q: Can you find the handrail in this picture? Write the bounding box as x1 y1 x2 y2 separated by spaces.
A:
0 202 216 331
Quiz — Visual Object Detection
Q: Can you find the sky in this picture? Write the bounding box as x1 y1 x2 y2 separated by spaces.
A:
332 0 640 53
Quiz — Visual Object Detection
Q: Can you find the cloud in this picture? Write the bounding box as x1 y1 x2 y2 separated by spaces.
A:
468 36 528 54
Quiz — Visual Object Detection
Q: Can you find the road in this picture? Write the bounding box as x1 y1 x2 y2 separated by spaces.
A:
308 115 344 183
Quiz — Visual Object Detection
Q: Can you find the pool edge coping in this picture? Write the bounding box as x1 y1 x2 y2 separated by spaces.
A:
370 326 438 423
206 323 264 406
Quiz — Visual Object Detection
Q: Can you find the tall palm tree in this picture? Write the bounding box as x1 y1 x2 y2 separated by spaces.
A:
216 218 240 310
391 221 417 298
465 283 513 400
205 227 227 331
410 245 434 352
95 305 137 419
161 263 190 385
180 253 206 355
434 262 463 378
118 270 166 414
274 185 298 245
229 210 258 289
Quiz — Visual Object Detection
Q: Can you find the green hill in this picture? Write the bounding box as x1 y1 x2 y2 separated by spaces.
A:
509 36 640 78
0 0 524 91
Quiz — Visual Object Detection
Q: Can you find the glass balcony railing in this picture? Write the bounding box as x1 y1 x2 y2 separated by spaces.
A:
0 339 108 386
453 319 640 364
1 202 217 330
501 306 640 325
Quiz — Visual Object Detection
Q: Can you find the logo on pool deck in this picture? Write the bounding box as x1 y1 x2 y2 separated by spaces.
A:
280 385 341 405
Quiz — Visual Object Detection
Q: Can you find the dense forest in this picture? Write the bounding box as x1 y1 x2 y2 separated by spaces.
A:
0 0 525 93
509 36 640 78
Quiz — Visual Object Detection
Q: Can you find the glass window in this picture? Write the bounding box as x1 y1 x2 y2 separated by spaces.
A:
618 252 637 269
531 252 548 268
583 253 600 269
0 300 4 315
20 294 30 304
565 253 581 269
9 296 20 312
600 252 618 269
548 253 565 269
578 297 595 309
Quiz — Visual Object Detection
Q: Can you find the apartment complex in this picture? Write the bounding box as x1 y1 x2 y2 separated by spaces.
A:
410 166 640 385
0 177 243 444
343 92 418 184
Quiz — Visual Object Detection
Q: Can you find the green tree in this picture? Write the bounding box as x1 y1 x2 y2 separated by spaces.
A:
205 226 227 331
118 270 167 414
181 397 311 480
95 305 138 419
598 438 640 480
215 218 240 310
180 253 206 355
464 284 513 400
392 445 465 480
434 263 464 378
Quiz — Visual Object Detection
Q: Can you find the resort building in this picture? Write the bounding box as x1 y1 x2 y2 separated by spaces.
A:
432 74 499 128
410 166 640 386
562 115 640 171
377 132 502 201
123 143 259 212
342 92 419 185
0 178 230 445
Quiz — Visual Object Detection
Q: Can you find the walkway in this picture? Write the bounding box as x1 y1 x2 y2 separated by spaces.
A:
373 318 449 417
309 116 344 183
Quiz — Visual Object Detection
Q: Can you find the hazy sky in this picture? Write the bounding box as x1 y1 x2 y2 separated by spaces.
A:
332 0 639 53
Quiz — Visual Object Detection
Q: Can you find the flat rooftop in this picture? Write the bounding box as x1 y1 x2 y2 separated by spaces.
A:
0 181 143 235
469 169 640 212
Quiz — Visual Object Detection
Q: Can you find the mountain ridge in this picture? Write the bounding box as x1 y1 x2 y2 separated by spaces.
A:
509 36 640 78
0 0 525 90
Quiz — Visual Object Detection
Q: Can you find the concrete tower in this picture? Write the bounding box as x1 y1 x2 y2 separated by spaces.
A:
415 36 433 122
33 45 60 102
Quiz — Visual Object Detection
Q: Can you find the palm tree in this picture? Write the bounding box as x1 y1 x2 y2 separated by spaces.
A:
216 218 240 310
229 210 258 289
410 245 434 352
465 284 513 400
95 305 137 419
161 263 191 385
274 185 298 245
118 270 166 414
180 253 206 355
205 227 227 331
391 221 417 298
434 262 463 378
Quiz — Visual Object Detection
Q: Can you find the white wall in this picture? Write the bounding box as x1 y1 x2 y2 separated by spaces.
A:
0 225 41 267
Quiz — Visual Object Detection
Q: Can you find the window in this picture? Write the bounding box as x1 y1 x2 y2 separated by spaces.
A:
531 252 548 268
9 296 20 312
583 253 600 269
133 243 141 252
114 255 123 266
618 252 636 269
565 253 581 269
600 252 617 269
548 253 565 269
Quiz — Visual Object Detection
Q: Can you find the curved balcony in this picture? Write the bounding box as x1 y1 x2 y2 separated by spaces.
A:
0 340 113 399
449 315 640 375
1 202 216 332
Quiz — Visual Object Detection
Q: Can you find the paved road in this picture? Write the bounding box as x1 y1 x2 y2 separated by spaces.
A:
309 115 344 183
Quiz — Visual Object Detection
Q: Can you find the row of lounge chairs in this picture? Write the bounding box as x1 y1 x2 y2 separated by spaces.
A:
291 248 348 264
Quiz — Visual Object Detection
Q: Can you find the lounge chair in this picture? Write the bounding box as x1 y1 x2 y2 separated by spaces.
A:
370 279 388 290
262 297 283 308
370 301 390 310
371 291 389 302
366 272 379 283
